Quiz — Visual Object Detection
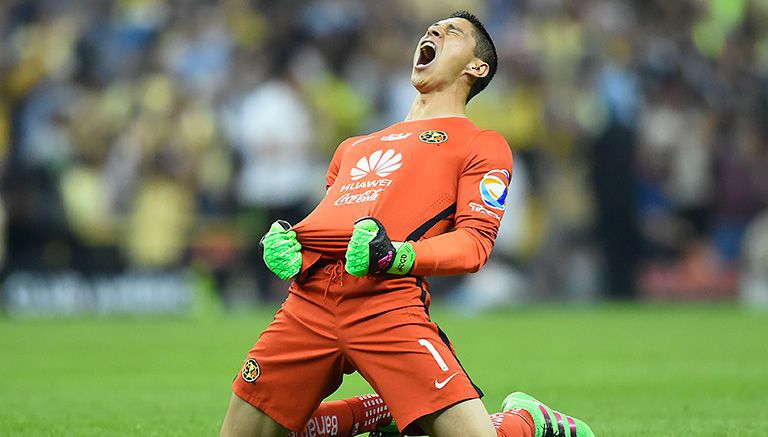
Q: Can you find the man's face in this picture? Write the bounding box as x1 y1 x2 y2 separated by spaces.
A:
411 17 481 94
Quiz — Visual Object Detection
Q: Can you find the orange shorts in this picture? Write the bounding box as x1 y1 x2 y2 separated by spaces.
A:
231 263 483 433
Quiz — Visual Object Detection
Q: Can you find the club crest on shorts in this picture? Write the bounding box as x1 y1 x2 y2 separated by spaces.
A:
479 169 510 210
241 358 260 383
419 130 448 144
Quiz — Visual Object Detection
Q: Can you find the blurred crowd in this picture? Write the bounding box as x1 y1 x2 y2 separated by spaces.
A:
1 0 768 305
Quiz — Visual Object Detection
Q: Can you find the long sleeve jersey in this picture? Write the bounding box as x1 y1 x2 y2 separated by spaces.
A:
293 116 513 278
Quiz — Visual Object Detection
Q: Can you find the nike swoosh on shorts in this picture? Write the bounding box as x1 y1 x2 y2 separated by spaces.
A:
434 371 459 389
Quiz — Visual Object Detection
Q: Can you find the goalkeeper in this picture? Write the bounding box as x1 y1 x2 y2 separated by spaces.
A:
221 10 594 437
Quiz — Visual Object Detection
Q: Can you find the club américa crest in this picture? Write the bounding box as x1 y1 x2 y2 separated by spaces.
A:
241 358 260 383
419 130 448 144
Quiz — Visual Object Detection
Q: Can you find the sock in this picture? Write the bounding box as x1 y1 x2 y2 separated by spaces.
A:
492 408 536 437
290 394 392 437
402 409 536 437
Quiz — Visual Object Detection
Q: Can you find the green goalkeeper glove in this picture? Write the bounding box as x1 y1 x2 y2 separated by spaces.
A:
345 217 415 277
260 220 302 280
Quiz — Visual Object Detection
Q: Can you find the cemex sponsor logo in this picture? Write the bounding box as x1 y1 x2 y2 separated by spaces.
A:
381 132 412 141
350 149 403 181
469 202 501 220
334 189 385 206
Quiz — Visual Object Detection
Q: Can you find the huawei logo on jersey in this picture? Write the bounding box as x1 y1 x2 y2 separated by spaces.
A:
350 149 403 181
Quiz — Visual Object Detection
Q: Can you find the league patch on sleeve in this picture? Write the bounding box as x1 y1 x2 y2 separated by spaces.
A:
479 169 510 210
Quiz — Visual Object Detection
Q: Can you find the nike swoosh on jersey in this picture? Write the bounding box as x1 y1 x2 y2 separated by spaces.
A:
434 371 459 389
350 135 376 147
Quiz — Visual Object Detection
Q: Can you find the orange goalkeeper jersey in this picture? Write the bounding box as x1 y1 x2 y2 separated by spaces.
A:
293 116 513 277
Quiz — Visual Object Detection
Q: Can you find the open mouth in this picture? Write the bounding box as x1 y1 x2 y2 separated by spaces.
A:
416 41 437 67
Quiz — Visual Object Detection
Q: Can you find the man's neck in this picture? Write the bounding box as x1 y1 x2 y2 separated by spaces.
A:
404 87 468 121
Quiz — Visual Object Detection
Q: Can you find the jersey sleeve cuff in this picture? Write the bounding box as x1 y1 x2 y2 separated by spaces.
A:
409 239 437 276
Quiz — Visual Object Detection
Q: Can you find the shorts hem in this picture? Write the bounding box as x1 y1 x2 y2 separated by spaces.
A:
232 385 306 432
399 393 481 435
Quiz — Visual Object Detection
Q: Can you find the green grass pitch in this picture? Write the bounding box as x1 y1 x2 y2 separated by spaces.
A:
1 304 766 436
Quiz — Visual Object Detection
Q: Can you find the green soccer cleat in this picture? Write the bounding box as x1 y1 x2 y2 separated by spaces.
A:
501 392 595 437
367 419 401 436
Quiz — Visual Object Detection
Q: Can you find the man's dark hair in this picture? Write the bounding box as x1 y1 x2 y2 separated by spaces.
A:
447 11 497 102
